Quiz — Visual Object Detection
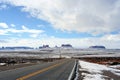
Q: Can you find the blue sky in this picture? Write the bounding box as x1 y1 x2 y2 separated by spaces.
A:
0 0 120 48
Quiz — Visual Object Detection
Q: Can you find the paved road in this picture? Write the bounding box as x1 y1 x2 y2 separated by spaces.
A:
0 59 75 80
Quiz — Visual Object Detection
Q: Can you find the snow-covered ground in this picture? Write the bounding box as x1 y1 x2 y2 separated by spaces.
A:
110 64 120 68
79 60 120 80
0 48 120 58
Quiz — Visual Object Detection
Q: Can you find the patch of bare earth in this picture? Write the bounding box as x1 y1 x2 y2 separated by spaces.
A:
102 70 120 80
77 65 90 80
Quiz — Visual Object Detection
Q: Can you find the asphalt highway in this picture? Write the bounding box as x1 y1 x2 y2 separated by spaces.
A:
0 59 75 80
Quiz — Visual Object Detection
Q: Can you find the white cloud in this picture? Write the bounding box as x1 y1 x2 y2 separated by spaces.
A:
22 25 28 30
0 29 8 35
0 39 8 43
0 22 8 28
30 34 39 38
7 27 44 37
101 34 120 41
10 24 15 27
0 24 44 38
1 0 120 35
0 4 8 10
0 0 120 48
37 24 45 28
1 34 120 49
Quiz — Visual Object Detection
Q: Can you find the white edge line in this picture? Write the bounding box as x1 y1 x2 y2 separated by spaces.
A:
68 60 76 80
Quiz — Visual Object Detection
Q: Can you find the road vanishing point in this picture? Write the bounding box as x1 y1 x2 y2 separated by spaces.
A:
0 59 75 80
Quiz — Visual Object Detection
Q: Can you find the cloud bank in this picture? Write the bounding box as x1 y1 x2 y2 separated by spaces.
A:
0 33 120 49
1 0 120 35
0 0 120 48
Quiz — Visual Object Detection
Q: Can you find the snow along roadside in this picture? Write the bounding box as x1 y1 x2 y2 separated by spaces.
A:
79 60 120 80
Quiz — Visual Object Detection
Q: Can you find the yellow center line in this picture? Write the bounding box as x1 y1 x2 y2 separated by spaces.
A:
16 61 66 80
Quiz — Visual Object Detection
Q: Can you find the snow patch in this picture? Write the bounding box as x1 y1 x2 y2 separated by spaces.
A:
82 73 105 80
110 64 120 68
79 60 120 80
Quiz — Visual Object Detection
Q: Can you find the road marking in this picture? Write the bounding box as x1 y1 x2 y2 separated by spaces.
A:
16 61 66 80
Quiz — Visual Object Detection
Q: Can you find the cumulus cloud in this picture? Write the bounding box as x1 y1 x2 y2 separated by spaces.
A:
0 22 8 28
10 24 15 27
1 0 120 35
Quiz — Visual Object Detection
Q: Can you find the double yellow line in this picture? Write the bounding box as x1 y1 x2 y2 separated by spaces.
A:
16 61 66 80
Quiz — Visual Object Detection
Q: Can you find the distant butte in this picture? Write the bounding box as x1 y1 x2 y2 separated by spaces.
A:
89 45 106 49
